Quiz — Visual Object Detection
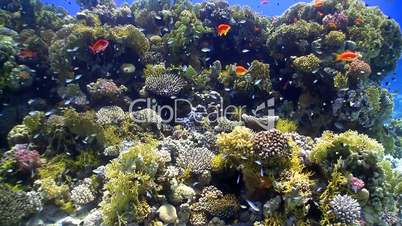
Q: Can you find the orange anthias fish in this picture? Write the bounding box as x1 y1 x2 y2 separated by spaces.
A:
314 0 324 8
336 51 361 62
217 23 231 37
235 65 248 76
89 39 110 54
18 49 37 59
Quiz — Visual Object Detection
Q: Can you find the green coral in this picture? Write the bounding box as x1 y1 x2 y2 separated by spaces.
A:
333 72 349 89
0 186 32 225
292 54 321 73
101 139 161 225
323 30 346 50
218 60 271 94
267 20 323 58
275 118 298 133
108 24 150 56
164 9 212 67
311 130 384 177
7 124 31 145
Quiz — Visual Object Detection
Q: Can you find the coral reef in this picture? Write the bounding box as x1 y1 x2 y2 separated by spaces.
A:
0 0 402 225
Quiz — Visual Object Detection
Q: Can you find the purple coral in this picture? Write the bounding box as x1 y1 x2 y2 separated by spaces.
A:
14 145 41 172
322 11 349 30
349 176 365 192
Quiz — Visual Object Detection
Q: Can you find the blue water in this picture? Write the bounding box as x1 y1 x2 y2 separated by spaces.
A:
43 0 402 116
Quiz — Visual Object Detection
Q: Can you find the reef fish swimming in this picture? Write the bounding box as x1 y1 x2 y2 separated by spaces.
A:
336 51 361 62
89 39 110 54
314 0 324 8
217 23 231 36
235 65 248 76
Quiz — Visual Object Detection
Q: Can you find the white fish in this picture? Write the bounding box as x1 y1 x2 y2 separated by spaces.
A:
245 200 260 212
242 49 250 53
66 47 79 52
239 19 247 24
201 47 211 53
236 174 241 184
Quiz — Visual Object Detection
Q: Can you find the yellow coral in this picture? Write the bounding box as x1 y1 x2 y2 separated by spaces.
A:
216 126 254 161
211 153 227 172
276 118 298 133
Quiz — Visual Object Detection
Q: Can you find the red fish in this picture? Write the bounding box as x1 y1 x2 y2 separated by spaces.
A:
217 24 231 37
336 51 361 62
314 0 324 8
260 0 269 5
235 65 248 76
89 39 109 54
18 49 37 59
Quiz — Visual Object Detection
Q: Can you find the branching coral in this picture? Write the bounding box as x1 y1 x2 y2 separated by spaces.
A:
311 130 384 177
101 139 160 225
216 126 254 162
176 146 214 174
144 73 187 97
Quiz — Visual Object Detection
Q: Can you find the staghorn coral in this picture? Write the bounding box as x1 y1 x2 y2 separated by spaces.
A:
329 194 361 224
252 129 291 161
144 73 187 97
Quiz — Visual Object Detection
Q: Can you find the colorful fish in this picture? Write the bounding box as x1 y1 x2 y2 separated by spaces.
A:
235 65 248 76
89 39 110 54
314 0 324 8
336 51 361 62
18 49 37 59
260 0 269 5
217 23 231 37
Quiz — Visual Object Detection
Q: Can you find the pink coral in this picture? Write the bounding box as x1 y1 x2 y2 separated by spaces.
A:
347 60 372 79
14 146 41 172
323 11 349 30
349 176 365 192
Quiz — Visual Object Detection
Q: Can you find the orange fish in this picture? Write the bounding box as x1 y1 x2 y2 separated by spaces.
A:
235 65 248 76
217 23 231 37
89 39 109 54
314 0 324 8
18 49 37 59
336 51 361 62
